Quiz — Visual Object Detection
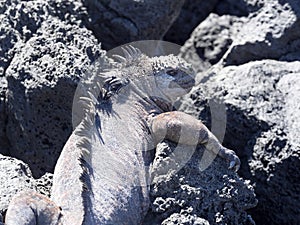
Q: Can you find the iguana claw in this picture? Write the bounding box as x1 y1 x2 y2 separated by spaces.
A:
221 148 240 172
229 156 240 172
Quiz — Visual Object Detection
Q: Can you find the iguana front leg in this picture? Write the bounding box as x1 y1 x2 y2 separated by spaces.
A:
150 111 240 171
4 191 61 225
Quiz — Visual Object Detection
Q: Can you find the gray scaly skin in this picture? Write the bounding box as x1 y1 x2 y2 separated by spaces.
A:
4 46 240 225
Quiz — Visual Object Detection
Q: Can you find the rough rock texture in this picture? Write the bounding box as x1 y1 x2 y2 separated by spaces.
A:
144 141 257 225
222 0 300 65
164 0 219 45
0 0 105 177
180 14 245 73
164 0 265 46
180 60 300 225
35 172 53 198
5 18 105 178
180 0 300 72
84 0 185 49
178 1 300 224
214 0 264 16
0 77 9 155
0 155 36 216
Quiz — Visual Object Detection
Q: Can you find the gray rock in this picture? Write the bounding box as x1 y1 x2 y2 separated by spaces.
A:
161 213 210 225
3 0 50 41
222 0 300 65
180 14 245 73
84 0 185 49
47 0 89 26
164 0 219 45
179 60 300 225
143 141 257 225
179 2 300 221
0 0 88 77
214 0 264 16
0 155 36 216
0 15 21 77
0 77 9 155
164 0 266 46
5 17 106 178
181 0 300 73
35 172 53 198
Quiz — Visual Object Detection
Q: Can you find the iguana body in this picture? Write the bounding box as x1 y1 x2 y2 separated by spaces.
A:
4 46 240 225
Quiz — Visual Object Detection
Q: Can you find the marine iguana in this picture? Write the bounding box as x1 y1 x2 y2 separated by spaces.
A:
4 46 240 225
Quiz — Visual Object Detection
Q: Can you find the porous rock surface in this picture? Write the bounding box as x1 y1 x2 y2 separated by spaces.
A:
164 0 219 45
164 0 264 47
222 0 300 65
178 1 300 224
5 18 105 178
179 14 245 73
0 155 36 215
83 0 185 49
0 0 106 179
180 0 300 72
0 77 9 154
180 60 300 225
144 142 257 225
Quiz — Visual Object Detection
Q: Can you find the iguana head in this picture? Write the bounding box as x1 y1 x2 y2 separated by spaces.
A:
98 46 195 104
150 55 195 102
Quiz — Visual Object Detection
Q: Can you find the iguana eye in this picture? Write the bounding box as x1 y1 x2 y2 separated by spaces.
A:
166 69 178 76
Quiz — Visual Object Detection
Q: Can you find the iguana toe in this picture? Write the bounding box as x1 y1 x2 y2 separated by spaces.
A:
229 155 241 172
220 148 241 172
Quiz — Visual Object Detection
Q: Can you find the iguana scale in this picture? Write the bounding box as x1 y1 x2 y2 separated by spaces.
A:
4 46 240 225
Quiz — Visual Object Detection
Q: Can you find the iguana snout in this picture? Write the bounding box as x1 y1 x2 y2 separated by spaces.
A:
151 55 196 101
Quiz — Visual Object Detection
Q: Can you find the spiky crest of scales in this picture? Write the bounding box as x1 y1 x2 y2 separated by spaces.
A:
78 45 195 113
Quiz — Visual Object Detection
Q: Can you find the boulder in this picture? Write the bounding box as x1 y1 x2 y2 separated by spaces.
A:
0 155 36 218
222 0 300 65
180 14 245 73
181 0 300 72
83 0 185 49
164 0 219 45
144 141 257 225
5 18 105 178
164 0 266 46
180 60 300 225
179 2 300 222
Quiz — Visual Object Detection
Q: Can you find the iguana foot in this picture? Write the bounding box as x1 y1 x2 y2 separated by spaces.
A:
150 111 241 172
219 147 241 172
